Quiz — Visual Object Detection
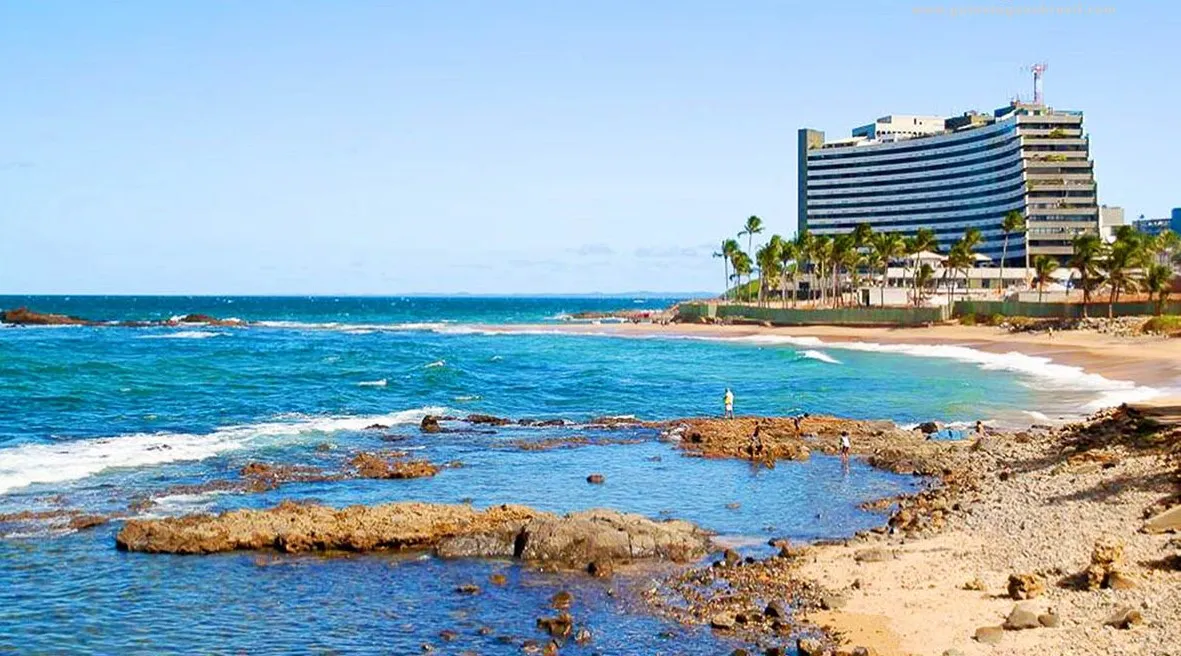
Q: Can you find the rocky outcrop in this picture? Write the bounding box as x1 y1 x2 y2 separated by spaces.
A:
169 314 243 326
1007 572 1046 600
115 502 711 571
349 453 440 479
1 307 92 326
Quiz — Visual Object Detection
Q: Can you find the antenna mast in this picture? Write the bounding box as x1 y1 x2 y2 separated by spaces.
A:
1030 63 1047 105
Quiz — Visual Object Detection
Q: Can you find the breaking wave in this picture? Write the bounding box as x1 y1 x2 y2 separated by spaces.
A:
0 407 444 496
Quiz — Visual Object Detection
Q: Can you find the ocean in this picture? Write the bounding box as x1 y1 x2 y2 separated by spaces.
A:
0 296 1149 654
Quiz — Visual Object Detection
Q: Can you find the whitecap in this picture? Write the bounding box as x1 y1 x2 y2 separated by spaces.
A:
424 360 445 369
357 379 387 387
453 395 481 401
0 406 446 496
800 350 841 365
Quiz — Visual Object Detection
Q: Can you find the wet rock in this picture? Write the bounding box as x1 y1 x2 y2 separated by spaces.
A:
67 514 108 531
465 413 511 426
436 533 516 559
710 613 735 631
550 590 573 610
0 307 92 326
574 627 591 645
455 583 480 595
585 474 605 485
917 421 939 434
1007 572 1045 600
536 613 573 639
420 415 442 433
175 313 242 326
350 453 440 479
764 601 786 619
973 626 1004 644
586 560 613 578
542 640 559 656
488 573 507 586
363 423 390 430
513 509 710 566
796 638 826 655
722 548 741 566
1002 604 1041 630
1104 606 1142 629
438 630 458 642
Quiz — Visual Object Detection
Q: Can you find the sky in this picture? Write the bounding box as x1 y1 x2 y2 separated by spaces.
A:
2 0 1179 295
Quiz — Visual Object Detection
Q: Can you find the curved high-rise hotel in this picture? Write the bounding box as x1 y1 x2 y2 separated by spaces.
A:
798 102 1099 263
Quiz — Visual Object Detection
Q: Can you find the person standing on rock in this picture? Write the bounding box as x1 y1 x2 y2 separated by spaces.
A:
723 388 734 419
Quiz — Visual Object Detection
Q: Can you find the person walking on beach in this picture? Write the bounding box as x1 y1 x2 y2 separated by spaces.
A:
839 431 851 461
723 388 734 419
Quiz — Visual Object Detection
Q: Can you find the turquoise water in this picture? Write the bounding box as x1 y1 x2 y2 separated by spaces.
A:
0 296 1061 654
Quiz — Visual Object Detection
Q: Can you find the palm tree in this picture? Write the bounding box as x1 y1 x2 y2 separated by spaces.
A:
913 263 935 307
831 234 857 307
904 228 938 304
1143 263 1174 315
1105 233 1148 318
794 230 815 304
868 232 906 306
738 216 764 263
953 228 983 305
945 241 973 309
1068 233 1105 318
713 239 738 302
729 250 753 302
811 235 833 308
1033 255 1059 303
776 239 799 307
755 238 782 308
1151 230 1180 268
852 222 873 250
1001 210 1026 292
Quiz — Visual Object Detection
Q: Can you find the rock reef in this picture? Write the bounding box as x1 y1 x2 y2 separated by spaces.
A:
114 501 712 572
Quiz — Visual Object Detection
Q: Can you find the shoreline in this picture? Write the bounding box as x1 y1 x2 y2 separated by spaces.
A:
486 321 1181 408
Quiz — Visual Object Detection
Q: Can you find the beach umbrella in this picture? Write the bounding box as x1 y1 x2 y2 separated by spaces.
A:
972 253 993 262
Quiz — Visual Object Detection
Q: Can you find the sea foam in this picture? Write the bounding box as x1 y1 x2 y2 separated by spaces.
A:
800 350 841 364
0 407 444 496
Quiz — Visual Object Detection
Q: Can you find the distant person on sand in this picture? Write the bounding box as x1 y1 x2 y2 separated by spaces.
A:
839 431 851 460
975 420 985 435
1048 326 1054 341
723 388 734 419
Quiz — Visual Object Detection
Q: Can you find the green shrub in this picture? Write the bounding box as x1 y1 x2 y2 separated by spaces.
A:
1142 315 1181 336
959 314 977 326
989 313 1006 327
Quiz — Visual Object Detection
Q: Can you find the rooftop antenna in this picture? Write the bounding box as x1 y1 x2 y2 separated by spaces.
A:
1028 63 1048 105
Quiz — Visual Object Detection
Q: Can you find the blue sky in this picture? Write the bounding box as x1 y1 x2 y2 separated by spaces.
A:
1 1 1177 294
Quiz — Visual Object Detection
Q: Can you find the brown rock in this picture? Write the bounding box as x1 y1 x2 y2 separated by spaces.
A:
854 548 892 563
536 613 573 639
67 514 108 531
1142 504 1181 534
550 590 573 610
586 474 605 484
0 307 92 326
710 613 736 631
350 453 440 479
586 559 613 577
488 573 507 586
1002 604 1041 630
455 584 480 595
1104 607 1142 629
466 413 511 426
1038 613 1060 628
420 415 442 433
1105 570 1137 590
796 638 826 655
1007 572 1046 600
973 626 1004 645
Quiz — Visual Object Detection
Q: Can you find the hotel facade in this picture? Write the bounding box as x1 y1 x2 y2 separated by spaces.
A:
797 102 1100 263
